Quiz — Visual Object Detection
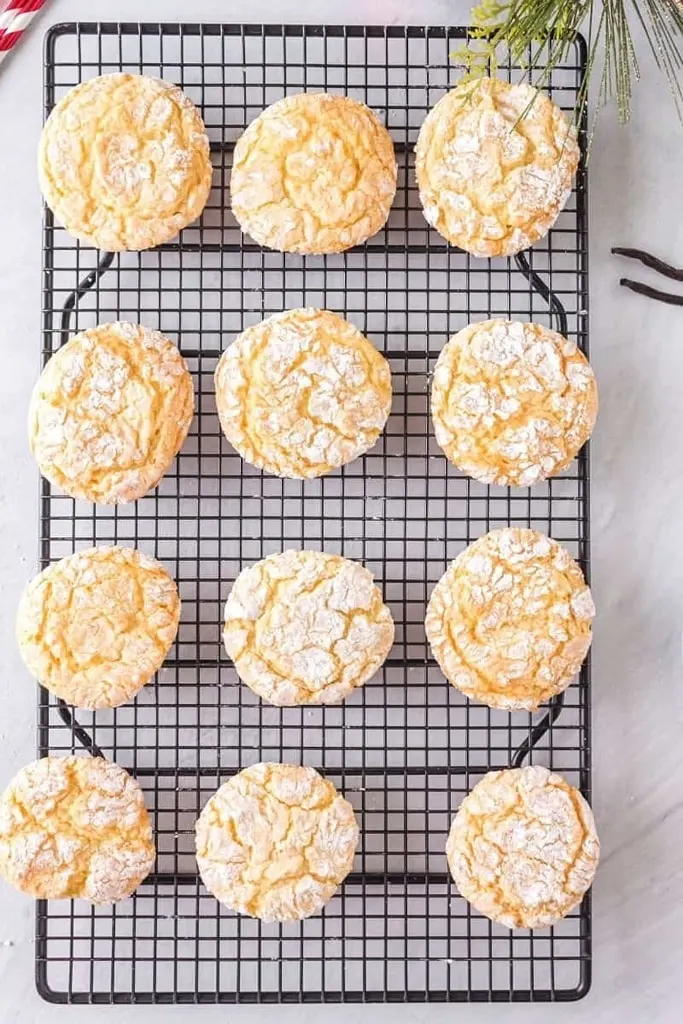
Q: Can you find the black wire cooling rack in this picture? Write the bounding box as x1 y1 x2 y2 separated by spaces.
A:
37 21 591 1005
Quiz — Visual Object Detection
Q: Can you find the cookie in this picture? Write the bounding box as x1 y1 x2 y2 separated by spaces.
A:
29 321 194 504
215 308 391 479
415 77 580 257
195 763 359 921
223 549 394 706
425 528 594 710
38 73 212 251
230 92 397 253
431 319 597 487
446 765 599 929
0 756 155 903
17 546 180 710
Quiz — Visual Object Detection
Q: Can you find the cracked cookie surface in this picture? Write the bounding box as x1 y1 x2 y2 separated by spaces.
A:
415 77 579 257
425 528 594 710
431 319 597 487
17 546 180 710
230 92 397 253
29 321 194 504
0 756 155 903
447 765 599 928
39 73 212 251
215 308 392 479
196 762 359 921
224 549 394 706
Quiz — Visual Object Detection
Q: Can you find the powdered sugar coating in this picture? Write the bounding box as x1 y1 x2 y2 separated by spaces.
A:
196 763 359 921
0 757 155 904
29 321 194 504
215 308 392 479
38 73 212 251
447 765 599 928
425 528 594 710
224 549 394 706
415 77 580 257
17 546 180 710
231 92 397 254
431 319 597 487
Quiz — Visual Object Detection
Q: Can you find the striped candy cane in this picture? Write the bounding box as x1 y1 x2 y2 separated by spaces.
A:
0 0 48 68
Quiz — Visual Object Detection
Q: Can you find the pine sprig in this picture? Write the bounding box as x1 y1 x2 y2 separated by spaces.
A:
457 0 683 131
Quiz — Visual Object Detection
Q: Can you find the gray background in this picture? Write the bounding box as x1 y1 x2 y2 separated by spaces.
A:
0 0 681 1021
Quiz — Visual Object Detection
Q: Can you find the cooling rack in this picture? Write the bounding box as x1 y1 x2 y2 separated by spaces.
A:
37 21 591 1005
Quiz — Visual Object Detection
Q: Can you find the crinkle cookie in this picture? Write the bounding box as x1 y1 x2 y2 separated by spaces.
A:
447 765 599 928
0 756 155 903
196 763 359 921
29 322 194 504
425 528 594 710
39 73 212 250
17 546 180 710
223 549 394 706
431 319 597 487
230 92 397 253
416 77 579 257
215 308 391 479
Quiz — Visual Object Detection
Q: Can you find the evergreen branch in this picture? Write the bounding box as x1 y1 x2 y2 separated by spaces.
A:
457 0 683 135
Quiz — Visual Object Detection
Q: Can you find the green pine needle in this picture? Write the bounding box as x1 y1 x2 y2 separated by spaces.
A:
455 0 683 133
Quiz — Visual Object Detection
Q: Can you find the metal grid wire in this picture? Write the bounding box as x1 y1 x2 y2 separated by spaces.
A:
38 22 590 1005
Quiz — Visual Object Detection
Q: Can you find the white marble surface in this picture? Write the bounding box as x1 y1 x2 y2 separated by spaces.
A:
0 0 682 1020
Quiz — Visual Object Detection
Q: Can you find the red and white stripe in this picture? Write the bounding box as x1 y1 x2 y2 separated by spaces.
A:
0 0 47 67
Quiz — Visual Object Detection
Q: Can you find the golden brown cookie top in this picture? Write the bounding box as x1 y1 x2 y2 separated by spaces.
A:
230 92 397 253
29 322 194 504
214 308 392 479
17 546 180 710
224 549 394 706
195 763 359 921
431 319 597 487
38 73 213 251
425 528 594 710
0 757 155 904
415 77 580 257
447 766 599 928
